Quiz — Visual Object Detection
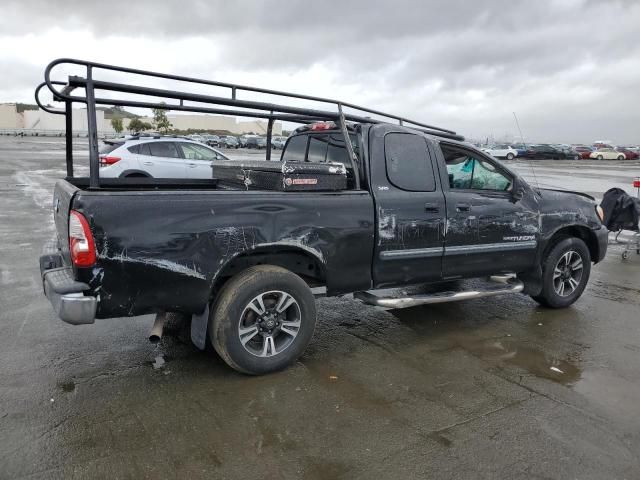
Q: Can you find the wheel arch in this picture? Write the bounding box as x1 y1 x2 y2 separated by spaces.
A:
541 225 600 265
522 224 598 297
209 245 327 303
119 169 151 178
190 247 324 354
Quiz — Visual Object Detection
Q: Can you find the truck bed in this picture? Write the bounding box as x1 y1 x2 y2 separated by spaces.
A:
52 178 375 319
67 177 223 190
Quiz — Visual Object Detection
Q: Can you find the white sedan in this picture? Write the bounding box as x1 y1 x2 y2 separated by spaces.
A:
589 148 626 160
99 137 229 178
481 144 519 160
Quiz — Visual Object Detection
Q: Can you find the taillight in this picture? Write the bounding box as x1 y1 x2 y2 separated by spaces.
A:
99 155 121 166
69 210 96 267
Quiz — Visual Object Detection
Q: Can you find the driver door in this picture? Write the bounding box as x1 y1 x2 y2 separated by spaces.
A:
438 143 539 278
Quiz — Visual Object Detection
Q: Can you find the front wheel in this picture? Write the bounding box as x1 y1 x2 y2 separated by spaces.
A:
531 237 591 308
597 155 604 160
209 265 317 374
617 155 625 160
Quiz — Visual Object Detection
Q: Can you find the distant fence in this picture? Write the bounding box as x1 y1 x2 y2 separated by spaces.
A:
0 129 119 138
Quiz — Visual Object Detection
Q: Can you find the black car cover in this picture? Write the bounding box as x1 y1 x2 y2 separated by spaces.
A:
601 188 640 232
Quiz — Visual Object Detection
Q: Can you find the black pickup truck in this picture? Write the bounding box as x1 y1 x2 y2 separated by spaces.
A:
38 59 608 375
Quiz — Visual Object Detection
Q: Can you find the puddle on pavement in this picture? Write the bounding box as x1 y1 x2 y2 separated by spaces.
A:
389 302 583 385
58 380 76 393
588 279 640 306
452 336 582 385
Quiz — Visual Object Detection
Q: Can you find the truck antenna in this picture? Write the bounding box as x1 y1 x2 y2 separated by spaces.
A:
513 111 539 190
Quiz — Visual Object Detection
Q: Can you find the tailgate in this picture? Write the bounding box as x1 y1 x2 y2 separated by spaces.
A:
52 179 79 264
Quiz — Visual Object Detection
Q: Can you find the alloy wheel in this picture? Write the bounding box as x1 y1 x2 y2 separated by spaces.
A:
238 290 301 357
552 250 583 297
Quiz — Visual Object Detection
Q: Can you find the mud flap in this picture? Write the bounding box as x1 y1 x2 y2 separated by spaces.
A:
520 266 543 296
190 304 209 350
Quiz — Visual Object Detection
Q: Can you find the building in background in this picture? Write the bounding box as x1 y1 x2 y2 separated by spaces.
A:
0 103 281 136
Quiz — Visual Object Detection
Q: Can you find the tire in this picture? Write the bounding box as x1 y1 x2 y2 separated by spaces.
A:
506 153 515 160
574 154 580 160
209 265 317 375
597 155 603 160
531 237 591 308
617 155 625 160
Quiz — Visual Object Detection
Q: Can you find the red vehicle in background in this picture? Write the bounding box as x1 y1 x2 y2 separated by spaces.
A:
615 148 639 160
574 146 594 159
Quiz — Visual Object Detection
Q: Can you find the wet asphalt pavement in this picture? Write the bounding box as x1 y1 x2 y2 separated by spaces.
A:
1 136 639 479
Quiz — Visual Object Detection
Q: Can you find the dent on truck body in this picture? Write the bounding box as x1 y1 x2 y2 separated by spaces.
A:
74 190 375 318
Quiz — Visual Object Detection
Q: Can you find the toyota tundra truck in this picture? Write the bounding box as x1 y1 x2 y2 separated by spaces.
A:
37 59 608 374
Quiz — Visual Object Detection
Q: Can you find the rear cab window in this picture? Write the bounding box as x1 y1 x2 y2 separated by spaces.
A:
282 132 356 169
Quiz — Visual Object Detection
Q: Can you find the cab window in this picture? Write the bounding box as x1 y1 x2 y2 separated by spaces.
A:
282 133 355 168
384 133 436 192
441 144 511 191
281 135 307 162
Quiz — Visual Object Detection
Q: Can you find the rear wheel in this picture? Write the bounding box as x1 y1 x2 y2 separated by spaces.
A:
506 153 515 160
209 265 317 375
531 237 591 308
597 155 603 160
617 155 625 160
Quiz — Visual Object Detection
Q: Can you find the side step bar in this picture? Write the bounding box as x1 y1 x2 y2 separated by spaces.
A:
354 276 524 309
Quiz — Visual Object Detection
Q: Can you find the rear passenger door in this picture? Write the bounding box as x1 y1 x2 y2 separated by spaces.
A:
369 125 446 288
138 141 186 178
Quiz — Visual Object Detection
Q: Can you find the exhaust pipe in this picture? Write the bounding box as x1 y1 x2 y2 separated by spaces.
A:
149 312 166 343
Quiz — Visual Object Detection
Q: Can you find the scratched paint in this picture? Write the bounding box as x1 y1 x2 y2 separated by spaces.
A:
98 252 206 280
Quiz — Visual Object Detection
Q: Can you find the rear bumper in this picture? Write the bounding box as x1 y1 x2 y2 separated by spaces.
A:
40 242 96 325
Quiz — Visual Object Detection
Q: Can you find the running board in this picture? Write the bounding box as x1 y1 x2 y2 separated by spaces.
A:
354 276 524 309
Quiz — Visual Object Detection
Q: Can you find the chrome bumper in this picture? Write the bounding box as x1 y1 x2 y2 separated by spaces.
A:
40 242 96 325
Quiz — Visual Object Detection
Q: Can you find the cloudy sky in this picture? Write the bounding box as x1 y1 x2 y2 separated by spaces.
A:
1 0 639 144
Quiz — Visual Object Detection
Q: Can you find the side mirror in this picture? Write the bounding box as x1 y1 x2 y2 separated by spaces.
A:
511 177 525 201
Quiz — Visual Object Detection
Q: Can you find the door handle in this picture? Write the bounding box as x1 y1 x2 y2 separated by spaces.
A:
424 203 439 213
142 161 153 166
188 163 197 168
456 203 471 212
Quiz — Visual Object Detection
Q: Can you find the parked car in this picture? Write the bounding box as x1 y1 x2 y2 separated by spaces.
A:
188 134 206 144
246 136 267 149
219 136 240 148
573 146 594 159
98 137 229 179
202 134 220 147
614 147 639 160
271 136 287 149
481 144 519 160
589 148 626 160
509 143 529 157
40 59 608 375
523 144 566 159
551 144 581 160
238 135 249 147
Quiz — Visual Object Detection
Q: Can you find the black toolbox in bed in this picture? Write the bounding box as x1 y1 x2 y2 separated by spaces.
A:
211 159 348 191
